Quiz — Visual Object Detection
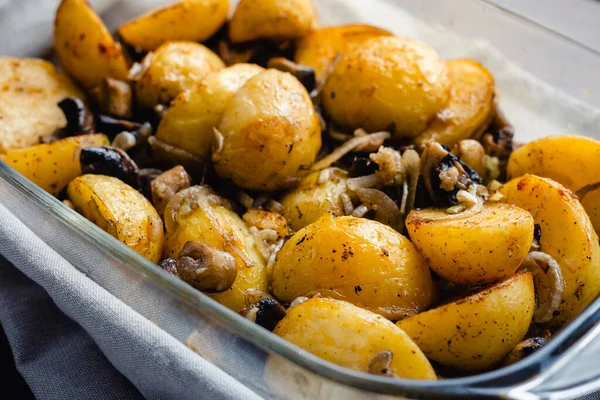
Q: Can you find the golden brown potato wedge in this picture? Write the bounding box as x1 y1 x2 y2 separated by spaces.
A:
0 57 86 152
414 59 495 147
118 0 229 51
507 135 600 192
397 272 535 371
229 0 318 43
135 41 225 110
274 297 437 379
580 185 600 235
501 174 600 325
406 203 534 285
54 0 129 89
67 174 165 263
155 63 264 158
2 134 109 196
271 214 434 320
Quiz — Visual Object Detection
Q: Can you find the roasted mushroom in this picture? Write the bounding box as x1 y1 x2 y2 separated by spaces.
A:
94 114 142 138
367 351 397 377
138 168 163 199
79 146 139 188
57 97 94 136
176 240 237 293
158 257 180 278
92 78 133 118
148 136 206 178
266 57 316 93
502 337 548 366
240 296 287 331
150 165 192 217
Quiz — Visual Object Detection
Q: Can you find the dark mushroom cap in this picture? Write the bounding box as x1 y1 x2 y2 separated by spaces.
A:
176 241 237 293
57 97 95 136
80 146 139 188
254 298 287 331
158 257 180 278
267 57 316 93
502 337 547 366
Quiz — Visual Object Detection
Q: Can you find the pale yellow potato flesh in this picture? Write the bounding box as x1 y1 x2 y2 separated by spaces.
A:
67 174 165 263
581 186 600 235
274 297 437 380
501 174 600 325
397 272 535 371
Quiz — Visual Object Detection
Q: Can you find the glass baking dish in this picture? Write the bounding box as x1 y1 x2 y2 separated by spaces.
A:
2 0 600 398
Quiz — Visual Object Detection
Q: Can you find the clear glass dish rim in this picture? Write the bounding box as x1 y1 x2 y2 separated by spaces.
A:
2 160 600 397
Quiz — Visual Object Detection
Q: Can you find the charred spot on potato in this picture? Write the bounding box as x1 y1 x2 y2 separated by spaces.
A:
57 97 94 136
80 146 139 188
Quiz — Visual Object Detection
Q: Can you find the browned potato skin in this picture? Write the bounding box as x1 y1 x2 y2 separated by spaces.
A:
581 186 600 235
274 297 437 380
2 134 109 196
0 57 86 152
294 24 393 84
414 59 495 147
212 69 321 191
118 0 229 51
54 0 130 89
271 214 435 320
322 36 450 137
397 272 535 371
135 41 225 110
229 0 319 43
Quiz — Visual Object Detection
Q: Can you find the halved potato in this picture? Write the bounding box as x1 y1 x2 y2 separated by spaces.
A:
118 0 229 51
397 272 535 371
0 57 85 152
294 24 393 85
155 63 264 158
67 174 165 263
2 134 109 196
135 41 225 110
229 0 318 43
580 185 600 234
271 214 434 320
406 203 534 285
507 135 600 192
163 186 267 311
501 174 600 325
274 297 437 380
54 0 129 89
414 59 495 146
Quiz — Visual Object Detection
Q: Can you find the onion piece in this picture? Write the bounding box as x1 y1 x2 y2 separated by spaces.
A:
311 131 391 171
521 251 565 324
352 204 369 218
356 188 401 230
340 193 354 215
400 149 420 217
346 174 381 191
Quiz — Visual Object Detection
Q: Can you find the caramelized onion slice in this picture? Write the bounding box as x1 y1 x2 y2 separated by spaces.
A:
522 251 565 324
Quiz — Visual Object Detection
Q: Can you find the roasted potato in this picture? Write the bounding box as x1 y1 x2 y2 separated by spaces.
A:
118 0 229 51
163 186 267 311
294 24 393 85
501 174 600 325
507 135 600 192
229 0 318 43
212 69 321 191
414 59 495 147
2 134 109 196
322 36 450 137
155 63 264 158
0 57 86 152
406 203 534 285
54 0 129 89
280 167 351 231
135 41 225 110
274 297 436 379
398 272 535 371
271 214 434 320
67 174 165 263
580 185 600 235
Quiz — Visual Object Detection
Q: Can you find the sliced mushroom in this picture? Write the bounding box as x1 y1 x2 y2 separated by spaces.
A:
148 136 205 177
158 257 180 278
176 240 237 293
521 251 565 324
240 297 287 331
80 146 139 188
356 188 401 230
138 168 163 199
94 114 142 138
91 78 133 118
150 165 192 217
502 337 548 366
367 351 397 377
267 57 316 93
57 97 95 136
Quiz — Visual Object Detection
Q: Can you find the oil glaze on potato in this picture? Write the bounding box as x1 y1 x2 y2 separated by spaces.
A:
414 59 495 147
135 41 225 110
580 186 600 235
118 0 229 51
397 272 535 371
271 214 434 319
294 24 393 85
406 203 534 285
212 69 321 191
507 135 600 192
274 297 437 380
67 174 165 263
54 0 129 89
229 0 318 43
501 174 600 325
155 64 264 158
322 36 450 137
2 134 109 196
0 57 86 152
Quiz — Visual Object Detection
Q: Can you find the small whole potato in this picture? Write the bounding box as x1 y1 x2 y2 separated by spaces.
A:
229 0 318 43
406 203 534 285
580 185 600 235
322 36 450 137
155 63 264 158
273 297 437 380
135 41 225 110
212 69 321 191
271 214 434 320
397 272 535 371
